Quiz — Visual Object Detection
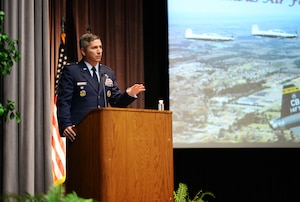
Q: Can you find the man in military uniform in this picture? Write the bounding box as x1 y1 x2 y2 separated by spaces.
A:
57 33 145 142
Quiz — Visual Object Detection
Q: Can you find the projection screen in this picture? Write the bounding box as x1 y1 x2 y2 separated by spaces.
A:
168 0 300 148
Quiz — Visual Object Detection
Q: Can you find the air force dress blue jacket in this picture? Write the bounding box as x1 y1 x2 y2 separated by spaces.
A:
56 59 136 135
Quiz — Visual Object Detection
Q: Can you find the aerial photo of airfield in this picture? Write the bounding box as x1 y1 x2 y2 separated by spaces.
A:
169 20 300 147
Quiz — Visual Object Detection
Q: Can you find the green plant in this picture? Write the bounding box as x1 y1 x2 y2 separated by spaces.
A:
0 10 21 123
0 100 20 123
1 184 95 202
174 182 215 202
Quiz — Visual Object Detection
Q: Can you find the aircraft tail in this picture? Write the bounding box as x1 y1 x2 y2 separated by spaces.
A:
269 84 300 131
251 24 259 35
280 84 300 118
185 29 193 38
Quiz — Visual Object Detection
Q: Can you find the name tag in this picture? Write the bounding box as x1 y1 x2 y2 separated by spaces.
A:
77 82 87 86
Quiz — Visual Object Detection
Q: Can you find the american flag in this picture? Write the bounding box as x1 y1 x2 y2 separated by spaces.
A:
52 32 67 185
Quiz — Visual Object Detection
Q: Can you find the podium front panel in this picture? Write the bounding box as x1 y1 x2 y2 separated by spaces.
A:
66 108 173 201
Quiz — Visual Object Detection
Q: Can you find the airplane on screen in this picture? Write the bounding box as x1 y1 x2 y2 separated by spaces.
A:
185 29 234 42
251 24 297 38
269 84 300 135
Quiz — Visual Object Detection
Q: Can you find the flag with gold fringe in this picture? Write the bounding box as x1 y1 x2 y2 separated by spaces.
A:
52 31 67 185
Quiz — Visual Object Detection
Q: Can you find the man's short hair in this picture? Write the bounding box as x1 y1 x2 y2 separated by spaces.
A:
79 33 101 50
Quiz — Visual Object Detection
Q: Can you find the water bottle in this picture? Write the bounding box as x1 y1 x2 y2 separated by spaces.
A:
158 100 164 110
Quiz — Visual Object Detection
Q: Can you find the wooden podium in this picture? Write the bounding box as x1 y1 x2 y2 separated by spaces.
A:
66 108 174 201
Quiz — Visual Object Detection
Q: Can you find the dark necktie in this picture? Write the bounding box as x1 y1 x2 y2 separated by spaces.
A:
92 66 99 84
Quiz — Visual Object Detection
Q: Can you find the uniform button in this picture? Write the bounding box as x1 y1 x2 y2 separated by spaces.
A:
98 105 101 108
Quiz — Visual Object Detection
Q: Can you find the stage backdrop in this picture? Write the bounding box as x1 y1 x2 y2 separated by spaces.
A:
168 0 300 148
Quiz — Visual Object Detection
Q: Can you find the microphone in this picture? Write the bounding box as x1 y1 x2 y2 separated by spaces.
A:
101 71 108 107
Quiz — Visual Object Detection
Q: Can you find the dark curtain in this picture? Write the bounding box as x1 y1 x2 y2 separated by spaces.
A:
49 0 144 109
143 0 169 109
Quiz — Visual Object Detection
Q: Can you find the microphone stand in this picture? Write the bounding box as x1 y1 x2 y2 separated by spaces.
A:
101 72 108 107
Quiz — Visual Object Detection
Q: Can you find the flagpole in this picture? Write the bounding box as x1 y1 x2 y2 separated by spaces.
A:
61 17 65 33
87 0 91 33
